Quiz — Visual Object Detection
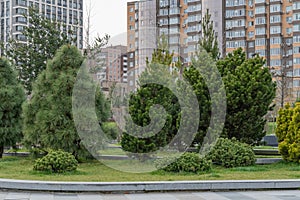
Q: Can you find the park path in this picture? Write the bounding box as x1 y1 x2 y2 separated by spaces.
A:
0 190 300 200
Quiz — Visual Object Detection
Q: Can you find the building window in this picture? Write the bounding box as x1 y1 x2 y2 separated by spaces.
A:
294 24 300 32
270 15 281 23
248 31 254 38
270 37 282 44
270 4 281 13
256 17 266 24
248 41 254 47
270 48 281 55
294 47 300 54
226 40 245 48
294 58 300 64
294 35 300 43
16 16 27 23
256 49 266 56
270 26 281 34
248 10 254 17
255 6 266 14
293 2 300 10
271 59 282 66
294 13 300 21
255 27 266 35
255 38 266 46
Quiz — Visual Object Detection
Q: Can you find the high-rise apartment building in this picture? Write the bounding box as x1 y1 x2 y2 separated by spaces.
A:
127 0 300 103
0 0 83 50
127 0 157 90
224 0 299 102
127 0 224 90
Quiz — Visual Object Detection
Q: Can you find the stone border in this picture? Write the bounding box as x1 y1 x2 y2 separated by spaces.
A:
0 179 299 193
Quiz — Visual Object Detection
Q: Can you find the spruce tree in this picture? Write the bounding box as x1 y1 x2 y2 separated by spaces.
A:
23 45 109 159
0 58 25 158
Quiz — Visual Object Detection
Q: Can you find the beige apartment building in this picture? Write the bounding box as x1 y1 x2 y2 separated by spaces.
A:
127 0 300 104
127 0 224 90
225 0 299 103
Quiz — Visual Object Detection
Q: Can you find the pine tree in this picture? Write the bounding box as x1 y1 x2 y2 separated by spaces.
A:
199 9 220 60
0 58 25 158
23 45 109 159
183 45 227 149
120 35 182 156
217 48 276 144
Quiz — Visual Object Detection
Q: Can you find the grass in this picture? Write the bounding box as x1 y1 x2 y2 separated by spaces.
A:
253 146 278 150
99 147 126 156
0 156 300 182
5 148 29 153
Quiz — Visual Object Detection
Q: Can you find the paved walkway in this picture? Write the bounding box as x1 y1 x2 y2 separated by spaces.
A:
0 190 300 200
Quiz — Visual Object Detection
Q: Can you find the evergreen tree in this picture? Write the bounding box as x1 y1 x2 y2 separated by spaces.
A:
3 8 75 94
0 58 25 158
217 48 276 144
121 35 182 156
199 9 220 60
183 46 223 146
185 48 275 145
23 45 109 159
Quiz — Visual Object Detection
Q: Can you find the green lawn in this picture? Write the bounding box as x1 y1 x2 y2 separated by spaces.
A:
254 146 278 150
1 156 300 182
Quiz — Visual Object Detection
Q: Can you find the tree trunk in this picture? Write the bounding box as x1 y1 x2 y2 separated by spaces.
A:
0 146 4 159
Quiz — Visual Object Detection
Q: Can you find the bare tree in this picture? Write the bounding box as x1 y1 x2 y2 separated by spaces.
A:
83 0 110 74
272 41 293 108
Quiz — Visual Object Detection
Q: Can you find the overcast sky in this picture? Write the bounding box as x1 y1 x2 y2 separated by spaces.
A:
85 0 131 46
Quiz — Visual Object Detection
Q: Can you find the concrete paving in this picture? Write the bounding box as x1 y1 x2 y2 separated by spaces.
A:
1 190 300 200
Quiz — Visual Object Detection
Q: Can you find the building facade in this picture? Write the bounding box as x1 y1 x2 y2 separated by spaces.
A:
224 0 300 102
127 0 224 90
127 0 300 103
0 0 83 50
93 45 128 94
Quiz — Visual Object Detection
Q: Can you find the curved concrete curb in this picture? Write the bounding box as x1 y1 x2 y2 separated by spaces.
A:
0 179 300 193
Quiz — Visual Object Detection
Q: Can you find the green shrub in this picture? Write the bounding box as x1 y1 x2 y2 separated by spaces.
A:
33 150 78 173
276 104 293 143
206 138 256 168
155 152 212 173
277 103 300 163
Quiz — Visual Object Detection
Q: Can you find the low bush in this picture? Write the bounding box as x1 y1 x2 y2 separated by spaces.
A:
155 152 212 173
206 138 256 168
33 150 78 173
